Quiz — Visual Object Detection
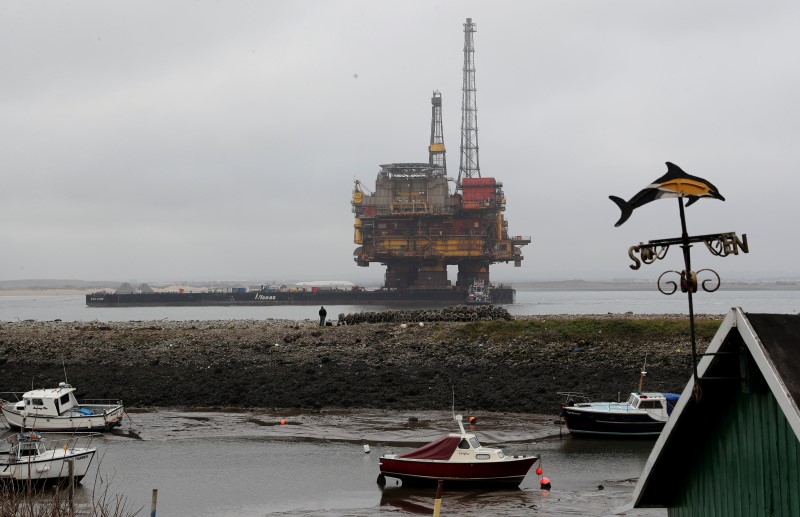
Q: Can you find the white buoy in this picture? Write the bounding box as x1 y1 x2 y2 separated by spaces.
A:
419 322 424 327
400 323 407 329
363 444 371 454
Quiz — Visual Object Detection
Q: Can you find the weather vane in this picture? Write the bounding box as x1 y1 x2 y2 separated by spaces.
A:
610 162 749 400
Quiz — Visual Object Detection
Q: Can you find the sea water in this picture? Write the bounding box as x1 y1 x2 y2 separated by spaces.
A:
1 289 799 322
2 290 796 515
1 409 665 516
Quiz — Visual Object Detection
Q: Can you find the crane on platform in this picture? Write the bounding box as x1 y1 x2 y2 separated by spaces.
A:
429 91 447 176
458 17 480 187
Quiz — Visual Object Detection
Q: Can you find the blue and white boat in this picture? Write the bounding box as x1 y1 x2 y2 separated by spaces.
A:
560 365 680 437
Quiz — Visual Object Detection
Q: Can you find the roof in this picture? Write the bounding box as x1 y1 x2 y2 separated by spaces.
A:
24 384 75 399
632 308 800 508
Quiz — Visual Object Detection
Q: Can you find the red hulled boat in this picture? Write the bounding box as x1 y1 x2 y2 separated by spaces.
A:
378 415 539 488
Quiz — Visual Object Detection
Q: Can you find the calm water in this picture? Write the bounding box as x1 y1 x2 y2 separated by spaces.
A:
1 410 664 516
1 289 799 322
2 291 796 515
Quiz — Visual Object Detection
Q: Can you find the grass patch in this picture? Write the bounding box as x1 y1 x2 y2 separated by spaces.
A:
447 317 722 342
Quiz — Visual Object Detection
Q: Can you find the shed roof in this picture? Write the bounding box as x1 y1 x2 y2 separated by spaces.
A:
632 308 800 508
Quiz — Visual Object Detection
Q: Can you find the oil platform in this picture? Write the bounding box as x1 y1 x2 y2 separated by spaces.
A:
351 18 531 300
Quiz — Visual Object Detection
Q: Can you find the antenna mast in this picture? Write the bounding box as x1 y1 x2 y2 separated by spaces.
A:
458 17 480 187
429 91 447 176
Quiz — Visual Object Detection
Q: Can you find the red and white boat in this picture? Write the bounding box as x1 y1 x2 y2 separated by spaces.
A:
378 415 539 487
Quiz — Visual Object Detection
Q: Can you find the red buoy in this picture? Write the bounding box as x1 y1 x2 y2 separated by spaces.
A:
469 416 476 424
280 419 287 425
536 466 543 476
540 476 551 490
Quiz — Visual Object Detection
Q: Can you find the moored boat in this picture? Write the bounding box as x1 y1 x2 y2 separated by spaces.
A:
378 415 539 488
1 382 125 432
560 391 679 437
0 432 96 485
559 363 679 437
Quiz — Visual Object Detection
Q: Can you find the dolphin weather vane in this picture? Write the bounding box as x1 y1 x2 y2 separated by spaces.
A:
610 162 749 400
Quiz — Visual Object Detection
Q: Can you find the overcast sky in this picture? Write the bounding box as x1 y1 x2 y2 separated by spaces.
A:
2 1 798 285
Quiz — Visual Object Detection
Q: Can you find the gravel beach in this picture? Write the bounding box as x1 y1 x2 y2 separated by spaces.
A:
0 314 721 414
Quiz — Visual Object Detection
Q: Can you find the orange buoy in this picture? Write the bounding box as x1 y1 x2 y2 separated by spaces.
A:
540 476 551 490
536 466 543 476
280 419 287 425
469 416 476 424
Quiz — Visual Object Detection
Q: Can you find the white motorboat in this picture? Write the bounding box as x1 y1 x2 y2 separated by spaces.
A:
0 432 96 484
1 382 125 432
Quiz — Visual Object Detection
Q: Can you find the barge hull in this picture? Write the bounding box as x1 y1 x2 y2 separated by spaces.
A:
86 287 515 307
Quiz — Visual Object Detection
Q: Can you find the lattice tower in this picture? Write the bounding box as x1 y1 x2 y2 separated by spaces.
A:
458 17 480 186
429 91 447 175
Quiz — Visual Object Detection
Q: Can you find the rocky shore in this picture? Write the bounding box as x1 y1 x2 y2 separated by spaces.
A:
0 315 722 414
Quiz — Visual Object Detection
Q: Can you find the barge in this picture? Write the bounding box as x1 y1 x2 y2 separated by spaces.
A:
85 283 515 307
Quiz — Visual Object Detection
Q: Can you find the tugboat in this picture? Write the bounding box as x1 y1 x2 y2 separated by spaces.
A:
465 280 493 305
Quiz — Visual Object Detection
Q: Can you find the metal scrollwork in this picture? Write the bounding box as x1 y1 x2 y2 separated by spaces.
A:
657 269 720 295
628 243 670 270
657 270 681 295
696 268 721 293
681 270 698 293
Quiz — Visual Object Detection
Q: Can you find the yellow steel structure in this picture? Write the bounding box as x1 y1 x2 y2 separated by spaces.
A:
352 163 530 289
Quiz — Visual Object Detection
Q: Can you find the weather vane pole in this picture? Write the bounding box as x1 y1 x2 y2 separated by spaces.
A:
610 162 749 400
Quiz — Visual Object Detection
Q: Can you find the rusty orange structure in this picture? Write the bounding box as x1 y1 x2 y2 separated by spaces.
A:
352 19 530 290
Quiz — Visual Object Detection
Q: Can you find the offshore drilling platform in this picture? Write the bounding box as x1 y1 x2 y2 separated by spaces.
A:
351 18 531 299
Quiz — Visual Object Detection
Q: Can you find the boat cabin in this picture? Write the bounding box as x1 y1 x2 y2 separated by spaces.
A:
570 392 676 417
5 433 47 461
13 383 81 417
626 393 670 417
452 433 507 461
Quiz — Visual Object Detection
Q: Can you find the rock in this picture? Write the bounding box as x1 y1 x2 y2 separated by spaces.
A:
0 315 720 413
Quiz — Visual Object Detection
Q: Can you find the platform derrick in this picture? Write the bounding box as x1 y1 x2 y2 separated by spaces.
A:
352 18 530 292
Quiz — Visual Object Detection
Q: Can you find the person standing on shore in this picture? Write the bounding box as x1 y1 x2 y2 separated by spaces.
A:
319 306 327 326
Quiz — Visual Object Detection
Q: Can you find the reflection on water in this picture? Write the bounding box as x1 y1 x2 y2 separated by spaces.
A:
379 485 540 516
1 409 664 516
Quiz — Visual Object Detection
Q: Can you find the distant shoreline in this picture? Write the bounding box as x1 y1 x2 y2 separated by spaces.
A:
2 282 800 297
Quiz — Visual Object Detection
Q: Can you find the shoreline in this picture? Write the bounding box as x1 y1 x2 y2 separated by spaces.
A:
3 280 800 297
0 316 720 414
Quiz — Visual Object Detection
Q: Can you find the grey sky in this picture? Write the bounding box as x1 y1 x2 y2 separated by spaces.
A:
2 1 797 285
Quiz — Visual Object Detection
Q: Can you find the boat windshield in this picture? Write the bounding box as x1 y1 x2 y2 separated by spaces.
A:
469 437 481 449
639 399 664 409
17 442 45 457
